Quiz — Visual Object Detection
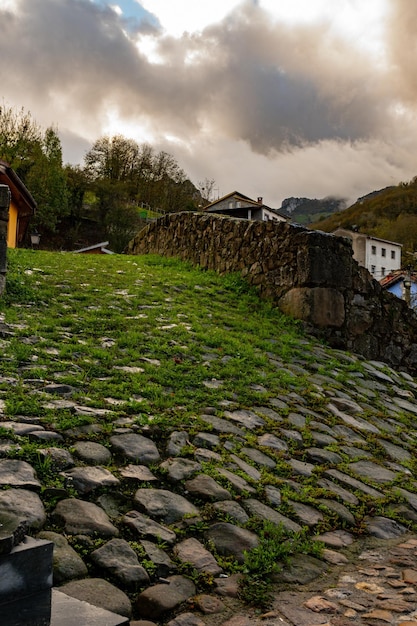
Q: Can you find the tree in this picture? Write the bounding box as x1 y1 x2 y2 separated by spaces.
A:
0 103 43 181
0 105 69 235
84 134 199 220
60 164 91 246
88 178 142 251
142 150 188 212
104 203 144 253
84 135 140 183
197 178 216 207
27 127 68 232
65 164 89 222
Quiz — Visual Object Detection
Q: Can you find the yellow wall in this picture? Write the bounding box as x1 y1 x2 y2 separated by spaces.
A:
7 201 18 248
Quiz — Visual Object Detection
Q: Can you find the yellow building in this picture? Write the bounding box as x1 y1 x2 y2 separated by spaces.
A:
0 160 36 247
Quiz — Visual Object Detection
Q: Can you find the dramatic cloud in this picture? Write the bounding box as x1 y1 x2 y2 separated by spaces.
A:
386 0 417 103
1 0 417 205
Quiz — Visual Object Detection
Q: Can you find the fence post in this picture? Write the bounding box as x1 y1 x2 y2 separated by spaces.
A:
0 185 10 295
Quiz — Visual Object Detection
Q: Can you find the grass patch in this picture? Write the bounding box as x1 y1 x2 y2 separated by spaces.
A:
2 248 414 606
0 250 309 423
239 521 323 609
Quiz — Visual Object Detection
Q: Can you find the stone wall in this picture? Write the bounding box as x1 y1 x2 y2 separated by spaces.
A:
126 212 417 373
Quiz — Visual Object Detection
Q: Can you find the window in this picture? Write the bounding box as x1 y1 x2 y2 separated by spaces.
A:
391 250 396 260
371 265 376 274
371 245 376 254
381 267 385 276
381 248 386 257
228 201 234 209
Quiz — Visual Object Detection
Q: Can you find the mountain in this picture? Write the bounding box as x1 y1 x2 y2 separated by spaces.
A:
310 176 417 256
279 196 347 224
355 186 396 204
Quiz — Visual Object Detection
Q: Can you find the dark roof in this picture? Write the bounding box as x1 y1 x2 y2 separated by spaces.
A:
204 190 260 210
0 160 37 215
333 228 402 248
204 190 289 219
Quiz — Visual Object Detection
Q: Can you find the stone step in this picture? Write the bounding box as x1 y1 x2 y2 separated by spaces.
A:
0 588 51 626
0 536 53 604
0 589 129 625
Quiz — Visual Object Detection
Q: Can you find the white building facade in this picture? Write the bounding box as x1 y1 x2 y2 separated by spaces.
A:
333 229 402 279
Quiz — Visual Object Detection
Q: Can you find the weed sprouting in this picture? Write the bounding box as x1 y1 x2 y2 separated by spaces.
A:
239 521 323 609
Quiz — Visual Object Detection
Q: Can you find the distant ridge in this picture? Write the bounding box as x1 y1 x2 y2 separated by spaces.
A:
356 186 396 204
309 176 417 255
279 196 347 225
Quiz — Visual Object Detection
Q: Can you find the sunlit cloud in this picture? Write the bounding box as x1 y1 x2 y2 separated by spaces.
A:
0 0 416 207
140 0 241 35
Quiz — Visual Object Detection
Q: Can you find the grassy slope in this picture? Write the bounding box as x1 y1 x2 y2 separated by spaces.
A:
1 249 308 431
4 249 417 610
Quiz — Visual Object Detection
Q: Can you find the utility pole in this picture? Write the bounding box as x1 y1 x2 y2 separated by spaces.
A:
404 272 411 307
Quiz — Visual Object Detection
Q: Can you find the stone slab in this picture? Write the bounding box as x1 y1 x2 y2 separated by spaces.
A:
0 589 129 626
0 536 53 604
0 459 41 491
0 588 52 626
51 589 129 625
324 468 384 498
348 460 398 484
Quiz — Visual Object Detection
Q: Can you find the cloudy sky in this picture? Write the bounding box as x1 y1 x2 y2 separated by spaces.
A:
1 0 416 206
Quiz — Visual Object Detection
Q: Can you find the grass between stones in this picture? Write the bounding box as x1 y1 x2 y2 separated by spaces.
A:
2 249 417 612
2 249 309 421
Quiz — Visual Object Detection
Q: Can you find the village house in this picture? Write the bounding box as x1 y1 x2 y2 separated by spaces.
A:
74 241 114 254
0 160 36 248
204 191 289 223
333 228 402 279
380 269 417 309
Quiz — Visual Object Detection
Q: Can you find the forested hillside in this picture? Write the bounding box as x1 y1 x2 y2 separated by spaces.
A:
0 105 203 252
311 177 417 256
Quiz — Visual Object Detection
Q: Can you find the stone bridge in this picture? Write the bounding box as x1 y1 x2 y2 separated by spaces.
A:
126 211 417 374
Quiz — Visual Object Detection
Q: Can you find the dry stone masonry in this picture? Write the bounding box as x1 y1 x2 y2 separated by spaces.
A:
126 212 417 374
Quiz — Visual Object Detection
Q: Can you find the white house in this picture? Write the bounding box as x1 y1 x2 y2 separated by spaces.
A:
204 191 289 223
333 228 402 279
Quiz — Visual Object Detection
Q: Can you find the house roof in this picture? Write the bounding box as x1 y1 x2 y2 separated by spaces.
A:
333 228 402 248
380 269 417 288
73 241 114 254
204 190 289 220
205 190 272 209
367 234 402 247
0 160 37 216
